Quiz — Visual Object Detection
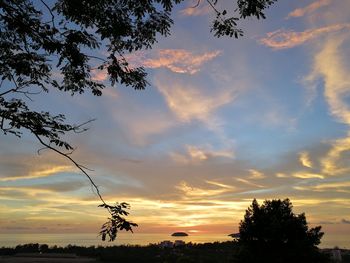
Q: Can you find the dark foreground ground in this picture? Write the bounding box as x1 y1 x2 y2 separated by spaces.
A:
1 242 350 263
0 253 96 263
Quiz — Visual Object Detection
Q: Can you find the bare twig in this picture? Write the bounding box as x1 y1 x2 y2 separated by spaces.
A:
0 88 16 97
39 0 56 28
191 0 202 8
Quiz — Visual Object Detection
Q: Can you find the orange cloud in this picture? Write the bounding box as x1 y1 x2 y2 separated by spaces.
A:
260 24 350 49
286 0 332 19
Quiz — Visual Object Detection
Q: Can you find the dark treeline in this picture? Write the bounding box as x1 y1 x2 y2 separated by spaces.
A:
2 241 238 263
1 242 350 263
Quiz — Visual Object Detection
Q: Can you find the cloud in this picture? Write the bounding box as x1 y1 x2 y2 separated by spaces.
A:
306 34 350 176
260 24 350 50
311 36 350 125
90 49 221 82
179 4 211 17
299 151 313 168
321 136 350 175
294 180 350 192
248 169 265 179
236 178 264 188
276 173 288 178
175 180 235 197
128 49 221 75
286 0 333 19
156 80 234 124
91 69 107 82
170 145 234 164
292 172 324 179
0 165 74 181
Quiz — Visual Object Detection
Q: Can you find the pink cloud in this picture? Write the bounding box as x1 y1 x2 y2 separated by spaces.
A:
91 49 221 82
286 0 332 19
260 24 350 49
91 69 107 81
179 4 211 17
127 49 222 74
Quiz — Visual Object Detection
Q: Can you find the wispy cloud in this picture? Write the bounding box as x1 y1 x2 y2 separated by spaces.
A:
91 69 107 82
170 145 234 164
306 35 350 176
276 173 288 178
90 49 221 82
295 181 350 191
321 136 350 175
299 151 313 168
128 49 221 75
248 169 265 180
292 172 324 179
179 4 211 17
236 178 264 188
0 165 74 182
156 80 234 124
260 24 350 50
175 180 235 198
286 0 333 19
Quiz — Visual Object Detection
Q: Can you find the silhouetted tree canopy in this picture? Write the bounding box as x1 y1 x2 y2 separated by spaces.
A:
0 0 277 241
235 199 327 263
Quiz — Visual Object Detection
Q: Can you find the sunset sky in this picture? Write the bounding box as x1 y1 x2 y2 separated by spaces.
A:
1 0 350 240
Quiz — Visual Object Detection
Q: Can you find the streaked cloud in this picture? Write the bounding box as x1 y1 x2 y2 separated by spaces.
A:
175 180 235 197
248 169 265 179
310 36 350 125
286 0 332 19
128 49 221 75
236 178 264 188
0 165 74 182
260 24 350 50
276 173 288 178
170 145 235 164
292 172 324 179
321 136 350 175
91 49 221 82
299 151 313 168
306 34 350 176
156 80 234 124
294 180 350 191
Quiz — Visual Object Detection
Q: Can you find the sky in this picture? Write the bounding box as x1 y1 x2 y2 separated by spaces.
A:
1 0 350 241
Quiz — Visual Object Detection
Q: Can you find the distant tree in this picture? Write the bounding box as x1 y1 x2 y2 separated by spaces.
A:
235 199 328 263
0 0 277 241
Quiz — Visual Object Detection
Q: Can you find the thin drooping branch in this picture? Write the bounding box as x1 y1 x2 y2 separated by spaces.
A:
30 128 138 241
32 131 107 206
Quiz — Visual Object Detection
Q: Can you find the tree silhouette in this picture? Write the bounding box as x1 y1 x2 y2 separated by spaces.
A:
235 199 328 263
0 0 277 241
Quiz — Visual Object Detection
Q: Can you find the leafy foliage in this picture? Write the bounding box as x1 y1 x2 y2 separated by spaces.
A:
236 199 327 263
99 202 138 242
0 0 278 241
